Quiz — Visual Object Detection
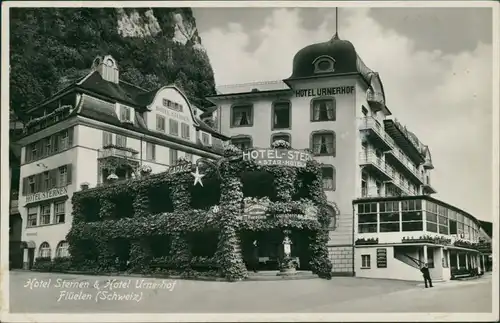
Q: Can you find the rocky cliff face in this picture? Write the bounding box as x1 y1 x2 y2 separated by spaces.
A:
10 8 216 119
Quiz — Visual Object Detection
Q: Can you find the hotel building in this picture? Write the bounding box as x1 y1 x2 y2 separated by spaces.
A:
207 33 490 279
16 55 228 269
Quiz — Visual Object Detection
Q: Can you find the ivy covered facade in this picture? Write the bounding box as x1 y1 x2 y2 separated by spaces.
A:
67 142 333 280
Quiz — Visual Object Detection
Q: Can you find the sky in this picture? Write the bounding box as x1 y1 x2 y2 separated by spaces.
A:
192 6 494 221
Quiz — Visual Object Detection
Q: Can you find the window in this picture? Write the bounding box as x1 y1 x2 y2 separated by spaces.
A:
120 105 132 122
60 130 69 150
58 166 67 187
170 149 178 165
31 144 38 160
361 171 368 197
358 203 377 233
181 123 190 139
102 132 113 146
425 202 439 233
40 204 51 225
321 166 335 191
156 115 166 132
313 56 335 73
116 135 127 148
202 133 210 145
326 205 337 230
311 98 335 121
231 136 252 151
232 105 253 127
56 241 69 258
401 199 423 231
379 201 400 232
55 201 66 224
44 138 52 156
311 132 335 156
361 255 371 269
27 207 38 227
169 119 179 136
42 171 50 192
185 153 193 162
146 143 156 161
39 242 51 258
271 133 291 146
272 101 291 129
28 176 35 194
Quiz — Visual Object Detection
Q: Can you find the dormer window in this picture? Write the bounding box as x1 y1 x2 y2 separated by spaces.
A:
313 55 335 74
119 105 132 123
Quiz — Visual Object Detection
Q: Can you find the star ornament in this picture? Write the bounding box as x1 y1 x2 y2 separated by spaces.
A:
191 167 205 187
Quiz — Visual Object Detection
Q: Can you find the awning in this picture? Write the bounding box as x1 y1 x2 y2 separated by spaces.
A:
445 245 481 253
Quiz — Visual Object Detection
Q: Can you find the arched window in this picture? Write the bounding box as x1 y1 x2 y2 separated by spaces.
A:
310 131 336 156
56 241 69 258
326 204 339 230
312 55 336 74
271 132 291 147
311 97 336 122
321 165 336 191
39 242 51 258
231 135 253 151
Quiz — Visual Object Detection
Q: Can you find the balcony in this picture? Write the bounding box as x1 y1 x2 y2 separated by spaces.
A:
98 145 139 160
358 117 395 151
359 151 392 181
422 177 437 194
383 119 425 165
385 148 424 184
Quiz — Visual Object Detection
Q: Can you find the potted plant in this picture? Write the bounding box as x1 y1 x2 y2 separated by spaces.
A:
278 256 298 275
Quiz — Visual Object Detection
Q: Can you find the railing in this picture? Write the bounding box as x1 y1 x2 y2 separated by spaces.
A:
98 147 138 159
388 148 424 182
358 117 396 148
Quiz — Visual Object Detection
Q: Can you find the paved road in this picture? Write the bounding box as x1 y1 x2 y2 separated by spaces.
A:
8 271 492 313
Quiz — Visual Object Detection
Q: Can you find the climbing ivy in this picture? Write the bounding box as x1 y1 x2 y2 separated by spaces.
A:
66 143 333 280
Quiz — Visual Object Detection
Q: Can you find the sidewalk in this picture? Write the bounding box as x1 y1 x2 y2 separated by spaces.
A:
416 275 489 288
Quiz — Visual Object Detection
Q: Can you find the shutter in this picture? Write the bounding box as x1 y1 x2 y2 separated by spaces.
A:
22 177 28 196
67 164 72 185
40 173 46 192
34 173 42 193
102 131 107 147
53 134 59 152
50 169 57 189
25 145 31 163
68 127 74 147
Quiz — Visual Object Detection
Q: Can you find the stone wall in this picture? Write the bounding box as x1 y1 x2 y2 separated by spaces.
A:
328 245 354 276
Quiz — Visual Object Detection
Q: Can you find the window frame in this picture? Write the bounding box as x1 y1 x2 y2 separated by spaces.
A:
310 97 336 122
271 100 291 130
39 203 51 225
146 142 156 161
310 130 336 157
55 241 69 258
361 254 371 269
39 242 51 258
312 55 336 74
321 165 336 191
169 149 178 165
156 115 166 132
54 201 66 224
169 119 179 136
270 132 291 147
231 135 253 151
27 207 38 227
230 104 254 128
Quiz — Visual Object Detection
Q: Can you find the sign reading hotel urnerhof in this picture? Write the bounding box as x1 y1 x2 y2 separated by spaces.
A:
295 85 355 97
26 187 68 203
242 148 312 167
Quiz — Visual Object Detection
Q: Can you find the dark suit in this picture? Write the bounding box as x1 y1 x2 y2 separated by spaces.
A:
420 267 433 288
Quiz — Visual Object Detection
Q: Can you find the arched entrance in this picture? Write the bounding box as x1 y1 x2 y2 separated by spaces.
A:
21 240 36 270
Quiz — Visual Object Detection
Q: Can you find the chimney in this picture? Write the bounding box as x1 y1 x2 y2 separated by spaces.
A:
91 55 119 84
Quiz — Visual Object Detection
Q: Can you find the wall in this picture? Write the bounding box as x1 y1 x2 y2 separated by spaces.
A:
355 246 423 281
218 76 364 274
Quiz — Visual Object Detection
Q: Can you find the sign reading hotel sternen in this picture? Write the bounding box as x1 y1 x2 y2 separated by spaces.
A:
26 187 68 203
295 86 355 97
243 149 312 167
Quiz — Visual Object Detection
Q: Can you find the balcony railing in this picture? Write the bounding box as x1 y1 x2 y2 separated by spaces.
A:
358 117 396 150
98 146 139 159
359 151 392 180
386 148 424 183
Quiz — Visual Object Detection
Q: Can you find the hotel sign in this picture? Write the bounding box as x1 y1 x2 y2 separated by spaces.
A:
295 86 355 97
26 187 68 204
242 149 312 167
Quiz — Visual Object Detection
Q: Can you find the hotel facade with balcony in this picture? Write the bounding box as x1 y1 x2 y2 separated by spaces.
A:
207 33 489 279
16 55 228 269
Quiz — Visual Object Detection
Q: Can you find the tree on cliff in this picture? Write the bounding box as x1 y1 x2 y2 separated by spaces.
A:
9 8 216 120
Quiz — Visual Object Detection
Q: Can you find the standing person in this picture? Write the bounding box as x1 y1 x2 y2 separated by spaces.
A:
420 263 433 288
251 240 259 273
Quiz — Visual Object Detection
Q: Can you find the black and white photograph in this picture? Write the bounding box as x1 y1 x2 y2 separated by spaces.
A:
1 1 498 322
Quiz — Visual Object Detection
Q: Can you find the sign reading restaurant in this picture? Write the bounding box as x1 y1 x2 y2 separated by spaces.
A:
26 187 68 204
242 149 312 167
295 86 355 97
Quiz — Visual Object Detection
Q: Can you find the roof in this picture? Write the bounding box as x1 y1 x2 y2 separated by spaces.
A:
479 220 492 238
